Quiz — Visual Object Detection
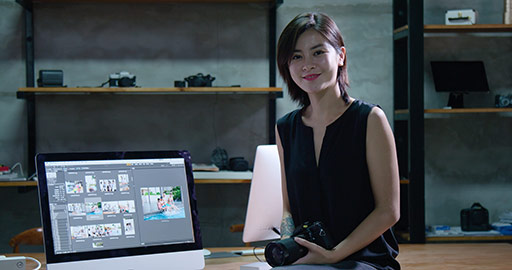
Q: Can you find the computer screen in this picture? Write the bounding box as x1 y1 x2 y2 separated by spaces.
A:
431 61 490 93
36 150 204 270
430 61 490 108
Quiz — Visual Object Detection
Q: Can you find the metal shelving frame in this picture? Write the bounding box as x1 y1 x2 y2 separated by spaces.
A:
15 0 283 176
392 0 425 243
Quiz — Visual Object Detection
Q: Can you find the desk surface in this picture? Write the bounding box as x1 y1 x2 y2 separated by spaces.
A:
7 243 512 270
7 247 261 270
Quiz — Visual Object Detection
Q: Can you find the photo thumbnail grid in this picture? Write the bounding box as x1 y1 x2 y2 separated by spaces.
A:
68 200 136 219
70 223 123 239
69 217 135 249
65 173 131 194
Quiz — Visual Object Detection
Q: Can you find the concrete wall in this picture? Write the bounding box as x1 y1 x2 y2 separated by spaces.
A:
0 0 510 253
0 0 39 253
0 0 26 176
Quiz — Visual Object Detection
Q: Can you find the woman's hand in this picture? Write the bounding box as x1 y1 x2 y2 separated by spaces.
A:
292 237 338 265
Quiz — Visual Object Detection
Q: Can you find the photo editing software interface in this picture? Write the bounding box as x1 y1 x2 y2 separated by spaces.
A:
43 158 195 254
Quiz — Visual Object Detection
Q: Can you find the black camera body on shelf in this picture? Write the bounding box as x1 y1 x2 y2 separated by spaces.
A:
229 157 248 171
495 94 512 108
460 202 491 231
109 71 136 87
184 73 215 87
264 221 335 267
37 70 64 87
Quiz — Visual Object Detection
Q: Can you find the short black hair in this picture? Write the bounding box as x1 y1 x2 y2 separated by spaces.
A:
277 12 350 107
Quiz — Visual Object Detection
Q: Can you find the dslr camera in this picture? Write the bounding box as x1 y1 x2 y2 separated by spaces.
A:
460 202 491 231
109 71 136 87
495 94 512 108
264 221 334 267
184 73 215 87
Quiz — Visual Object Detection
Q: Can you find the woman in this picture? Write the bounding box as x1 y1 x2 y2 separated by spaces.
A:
274 12 400 269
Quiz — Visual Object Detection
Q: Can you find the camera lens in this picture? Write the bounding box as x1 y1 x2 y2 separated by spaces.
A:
500 97 510 107
269 243 286 265
119 77 135 87
264 238 307 267
265 241 287 266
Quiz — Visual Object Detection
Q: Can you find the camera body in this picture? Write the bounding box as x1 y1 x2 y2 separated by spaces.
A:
109 71 136 87
229 157 248 171
460 202 491 231
264 221 334 267
495 94 512 108
37 70 64 87
184 73 215 87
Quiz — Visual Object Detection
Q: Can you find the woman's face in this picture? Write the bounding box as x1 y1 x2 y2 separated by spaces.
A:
288 29 344 95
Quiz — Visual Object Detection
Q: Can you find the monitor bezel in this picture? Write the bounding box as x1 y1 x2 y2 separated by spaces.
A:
430 60 491 93
36 150 202 264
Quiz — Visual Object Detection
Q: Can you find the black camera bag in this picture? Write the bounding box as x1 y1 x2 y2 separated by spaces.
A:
460 202 491 231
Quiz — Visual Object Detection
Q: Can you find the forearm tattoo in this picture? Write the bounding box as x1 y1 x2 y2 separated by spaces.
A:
280 214 295 239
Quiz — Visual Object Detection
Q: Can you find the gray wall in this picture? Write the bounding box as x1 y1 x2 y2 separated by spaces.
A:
0 0 509 253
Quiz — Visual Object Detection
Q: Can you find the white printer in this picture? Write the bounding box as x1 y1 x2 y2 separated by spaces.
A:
445 9 477 25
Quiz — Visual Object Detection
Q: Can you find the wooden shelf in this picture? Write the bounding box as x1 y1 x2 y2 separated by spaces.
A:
393 25 408 35
195 179 250 184
193 171 252 184
27 0 276 3
394 24 512 38
424 24 512 33
396 108 512 115
427 235 512 242
18 87 281 95
0 181 38 187
425 108 512 114
394 230 512 246
0 178 251 187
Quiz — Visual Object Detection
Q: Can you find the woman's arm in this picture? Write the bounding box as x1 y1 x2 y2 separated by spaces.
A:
293 107 400 264
276 125 295 239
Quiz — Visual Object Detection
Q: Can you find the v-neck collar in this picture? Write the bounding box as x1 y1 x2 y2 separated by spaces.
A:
299 99 356 129
298 100 358 168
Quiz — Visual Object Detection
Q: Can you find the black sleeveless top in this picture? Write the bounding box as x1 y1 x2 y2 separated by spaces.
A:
276 100 400 269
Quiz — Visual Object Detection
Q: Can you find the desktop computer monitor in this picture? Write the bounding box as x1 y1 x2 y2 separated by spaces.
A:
431 61 490 108
242 145 282 244
36 150 204 270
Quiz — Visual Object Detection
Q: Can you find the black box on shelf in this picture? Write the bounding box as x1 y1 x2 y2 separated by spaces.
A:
37 70 64 87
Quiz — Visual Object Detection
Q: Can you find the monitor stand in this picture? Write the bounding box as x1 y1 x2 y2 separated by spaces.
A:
240 261 271 270
447 92 464 108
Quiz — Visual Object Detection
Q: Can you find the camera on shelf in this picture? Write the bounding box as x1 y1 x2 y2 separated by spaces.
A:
264 221 334 267
109 71 136 87
184 73 215 87
37 70 64 87
229 157 248 171
495 94 512 108
460 202 491 231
